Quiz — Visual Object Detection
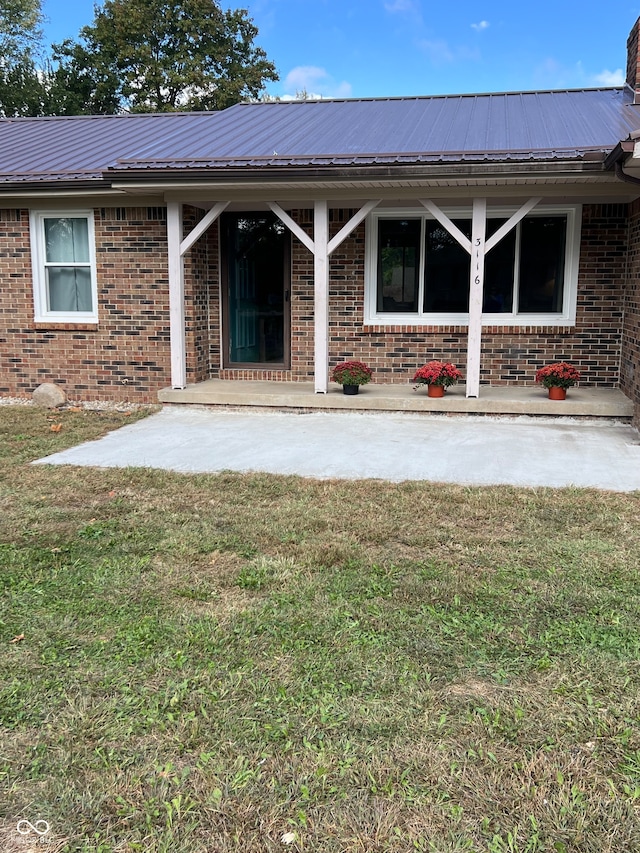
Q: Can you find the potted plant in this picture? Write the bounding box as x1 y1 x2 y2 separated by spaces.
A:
535 362 581 400
412 361 462 397
331 360 373 395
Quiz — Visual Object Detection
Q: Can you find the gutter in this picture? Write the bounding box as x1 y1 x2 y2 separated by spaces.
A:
615 161 640 186
106 159 607 187
606 140 640 186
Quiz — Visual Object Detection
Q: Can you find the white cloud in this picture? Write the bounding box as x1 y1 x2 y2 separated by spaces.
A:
384 0 418 12
593 67 625 86
531 58 625 91
281 66 352 100
417 39 480 66
471 20 489 32
418 39 454 64
531 57 576 89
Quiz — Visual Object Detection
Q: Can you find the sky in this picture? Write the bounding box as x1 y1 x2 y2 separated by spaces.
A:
41 0 640 100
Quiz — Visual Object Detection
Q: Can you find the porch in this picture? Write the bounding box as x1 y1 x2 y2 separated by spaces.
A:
158 380 634 419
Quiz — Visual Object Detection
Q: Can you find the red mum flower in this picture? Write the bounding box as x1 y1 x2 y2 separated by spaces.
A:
413 361 462 388
535 362 581 389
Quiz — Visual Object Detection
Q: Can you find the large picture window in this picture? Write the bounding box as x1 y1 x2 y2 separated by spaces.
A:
366 206 580 326
30 211 98 322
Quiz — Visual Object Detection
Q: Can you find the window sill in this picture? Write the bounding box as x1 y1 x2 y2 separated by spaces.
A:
32 322 99 331
363 315 576 329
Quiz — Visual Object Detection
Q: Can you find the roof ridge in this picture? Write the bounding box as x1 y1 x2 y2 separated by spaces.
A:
241 87 627 106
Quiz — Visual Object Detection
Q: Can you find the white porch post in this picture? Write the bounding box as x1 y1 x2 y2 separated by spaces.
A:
420 196 541 398
314 199 330 393
268 199 380 394
167 201 230 390
167 201 186 389
467 198 487 398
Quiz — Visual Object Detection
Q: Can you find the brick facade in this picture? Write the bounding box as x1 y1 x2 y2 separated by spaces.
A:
183 206 212 384
0 207 171 402
622 200 640 425
0 201 635 407
321 203 627 388
628 18 640 99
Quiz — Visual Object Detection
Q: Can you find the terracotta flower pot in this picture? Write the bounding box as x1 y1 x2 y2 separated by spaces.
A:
342 384 359 395
427 384 445 398
548 386 567 400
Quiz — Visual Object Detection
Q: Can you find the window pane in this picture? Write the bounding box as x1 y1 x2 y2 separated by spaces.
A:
45 218 90 263
484 219 515 313
518 216 566 313
47 267 93 312
377 219 420 312
423 219 471 312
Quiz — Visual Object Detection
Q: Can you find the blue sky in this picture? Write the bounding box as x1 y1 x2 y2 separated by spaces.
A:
41 0 640 99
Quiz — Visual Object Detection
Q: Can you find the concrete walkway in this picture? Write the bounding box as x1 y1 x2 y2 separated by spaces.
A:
35 406 640 491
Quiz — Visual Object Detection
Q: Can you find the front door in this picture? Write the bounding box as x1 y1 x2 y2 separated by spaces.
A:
222 212 289 368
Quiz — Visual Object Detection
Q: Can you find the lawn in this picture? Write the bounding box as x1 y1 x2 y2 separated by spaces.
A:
1 404 639 852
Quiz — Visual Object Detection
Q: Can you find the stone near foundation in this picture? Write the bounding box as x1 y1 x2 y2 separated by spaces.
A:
32 383 67 409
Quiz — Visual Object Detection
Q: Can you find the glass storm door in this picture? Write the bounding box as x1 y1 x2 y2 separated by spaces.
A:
223 213 289 367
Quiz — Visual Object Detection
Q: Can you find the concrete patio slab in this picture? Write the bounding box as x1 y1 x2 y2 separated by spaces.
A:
34 406 640 491
158 380 635 418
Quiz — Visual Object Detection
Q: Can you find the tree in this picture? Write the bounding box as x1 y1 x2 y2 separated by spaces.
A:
0 0 47 116
47 41 122 115
0 59 47 116
0 0 43 59
54 0 279 113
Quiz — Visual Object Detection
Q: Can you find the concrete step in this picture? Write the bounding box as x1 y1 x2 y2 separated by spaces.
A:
159 381 634 419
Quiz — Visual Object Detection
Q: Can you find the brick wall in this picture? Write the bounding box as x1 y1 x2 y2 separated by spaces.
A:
0 201 633 404
319 203 627 387
290 209 315 381
0 207 171 402
622 199 640 425
627 17 640 94
183 206 211 384
207 216 221 377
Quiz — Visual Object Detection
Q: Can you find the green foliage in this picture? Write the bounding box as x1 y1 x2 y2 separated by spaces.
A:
0 0 47 116
0 0 277 115
47 42 123 115
54 0 278 113
0 58 45 116
0 0 43 59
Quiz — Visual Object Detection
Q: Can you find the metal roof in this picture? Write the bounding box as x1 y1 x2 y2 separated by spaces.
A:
0 112 222 183
0 88 639 185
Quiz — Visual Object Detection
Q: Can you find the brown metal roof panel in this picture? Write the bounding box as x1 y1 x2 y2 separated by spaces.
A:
0 112 224 178
0 88 639 184
110 89 640 169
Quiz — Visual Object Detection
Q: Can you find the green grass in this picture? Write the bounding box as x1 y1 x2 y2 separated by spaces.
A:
1 405 639 852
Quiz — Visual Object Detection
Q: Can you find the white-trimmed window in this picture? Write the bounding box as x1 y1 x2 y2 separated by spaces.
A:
30 211 98 322
365 205 581 327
